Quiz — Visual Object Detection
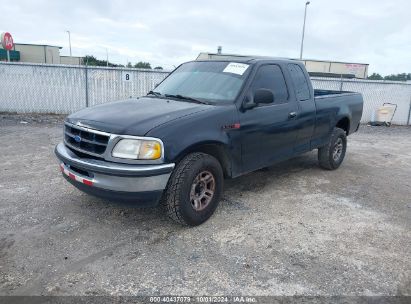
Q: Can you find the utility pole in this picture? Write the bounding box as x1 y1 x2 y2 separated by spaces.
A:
106 48 109 67
299 1 310 60
66 31 72 57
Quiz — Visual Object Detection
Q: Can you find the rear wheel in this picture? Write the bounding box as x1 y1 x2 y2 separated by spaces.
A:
162 152 223 226
318 127 347 170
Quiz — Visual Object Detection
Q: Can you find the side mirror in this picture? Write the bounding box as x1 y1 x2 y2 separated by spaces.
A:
254 88 274 104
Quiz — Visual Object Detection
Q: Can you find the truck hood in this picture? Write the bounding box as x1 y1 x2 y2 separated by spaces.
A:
66 97 213 135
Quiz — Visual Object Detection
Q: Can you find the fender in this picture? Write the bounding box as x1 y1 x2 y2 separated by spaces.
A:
146 105 241 177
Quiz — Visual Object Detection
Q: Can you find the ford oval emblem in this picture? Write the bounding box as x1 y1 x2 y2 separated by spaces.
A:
74 135 82 143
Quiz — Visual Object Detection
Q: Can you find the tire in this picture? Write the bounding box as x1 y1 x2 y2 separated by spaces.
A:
162 152 224 226
318 127 347 170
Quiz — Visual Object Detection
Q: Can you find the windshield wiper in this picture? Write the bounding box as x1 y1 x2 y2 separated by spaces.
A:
147 90 163 97
164 94 209 105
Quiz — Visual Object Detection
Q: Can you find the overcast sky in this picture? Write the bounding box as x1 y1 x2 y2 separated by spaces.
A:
1 0 410 74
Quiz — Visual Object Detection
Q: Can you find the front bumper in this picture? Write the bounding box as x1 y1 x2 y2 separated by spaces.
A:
55 142 174 206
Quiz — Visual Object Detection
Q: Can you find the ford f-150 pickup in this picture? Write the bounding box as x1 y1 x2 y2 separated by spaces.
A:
55 57 363 226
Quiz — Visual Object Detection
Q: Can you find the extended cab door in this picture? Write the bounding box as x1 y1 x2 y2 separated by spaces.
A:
238 64 299 173
286 63 316 153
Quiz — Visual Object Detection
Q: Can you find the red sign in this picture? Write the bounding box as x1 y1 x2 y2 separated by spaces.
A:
1 32 14 50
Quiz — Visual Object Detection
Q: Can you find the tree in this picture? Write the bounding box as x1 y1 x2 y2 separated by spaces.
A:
368 72 411 81
83 57 158 69
384 73 410 81
368 73 383 80
83 55 122 67
134 62 151 69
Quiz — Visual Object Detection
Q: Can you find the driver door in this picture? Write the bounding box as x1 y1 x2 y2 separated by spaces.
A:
238 64 299 173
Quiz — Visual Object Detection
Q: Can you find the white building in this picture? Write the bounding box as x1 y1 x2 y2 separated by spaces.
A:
197 53 369 79
0 42 83 65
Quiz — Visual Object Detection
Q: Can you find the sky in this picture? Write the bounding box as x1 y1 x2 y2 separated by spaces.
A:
1 0 410 75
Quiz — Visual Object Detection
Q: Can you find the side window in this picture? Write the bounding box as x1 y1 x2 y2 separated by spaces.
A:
250 65 289 104
287 64 311 101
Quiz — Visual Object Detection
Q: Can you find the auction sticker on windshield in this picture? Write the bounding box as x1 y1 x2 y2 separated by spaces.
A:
223 62 249 75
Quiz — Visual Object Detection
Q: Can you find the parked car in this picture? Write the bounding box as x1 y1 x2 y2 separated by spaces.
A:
55 58 363 226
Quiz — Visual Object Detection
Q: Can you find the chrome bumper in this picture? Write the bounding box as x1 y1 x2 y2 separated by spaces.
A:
55 142 174 193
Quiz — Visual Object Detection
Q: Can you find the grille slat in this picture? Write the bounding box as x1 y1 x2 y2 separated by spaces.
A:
64 131 107 146
64 123 110 157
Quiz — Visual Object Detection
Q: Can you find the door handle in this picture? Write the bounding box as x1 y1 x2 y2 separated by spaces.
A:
288 112 297 119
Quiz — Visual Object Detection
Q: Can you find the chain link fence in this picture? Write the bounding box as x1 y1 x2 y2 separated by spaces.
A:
312 77 411 125
0 62 169 114
1 62 410 125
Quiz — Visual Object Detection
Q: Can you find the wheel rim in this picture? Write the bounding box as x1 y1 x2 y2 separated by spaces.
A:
332 137 343 161
190 170 215 211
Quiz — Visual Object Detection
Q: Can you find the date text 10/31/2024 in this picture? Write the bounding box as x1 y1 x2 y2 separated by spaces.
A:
149 296 257 303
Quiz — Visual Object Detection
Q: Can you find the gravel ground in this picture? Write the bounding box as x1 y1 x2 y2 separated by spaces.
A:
0 114 410 297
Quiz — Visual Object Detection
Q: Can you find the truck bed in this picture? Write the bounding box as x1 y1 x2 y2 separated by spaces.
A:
313 90 363 137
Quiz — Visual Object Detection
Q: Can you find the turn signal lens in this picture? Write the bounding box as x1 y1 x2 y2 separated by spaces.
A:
139 141 162 160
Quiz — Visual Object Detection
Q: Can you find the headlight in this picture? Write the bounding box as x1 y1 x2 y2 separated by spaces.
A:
112 139 162 160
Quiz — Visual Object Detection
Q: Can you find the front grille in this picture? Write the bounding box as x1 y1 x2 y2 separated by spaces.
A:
64 123 110 157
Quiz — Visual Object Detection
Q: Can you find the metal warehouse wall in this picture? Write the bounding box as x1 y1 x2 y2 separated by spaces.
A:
305 61 368 79
0 62 410 125
13 45 62 64
60 56 83 65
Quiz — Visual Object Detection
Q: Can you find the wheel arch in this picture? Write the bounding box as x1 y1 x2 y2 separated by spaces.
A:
336 116 350 135
174 141 232 178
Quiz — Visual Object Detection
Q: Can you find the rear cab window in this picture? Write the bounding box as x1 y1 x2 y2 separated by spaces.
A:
287 63 311 101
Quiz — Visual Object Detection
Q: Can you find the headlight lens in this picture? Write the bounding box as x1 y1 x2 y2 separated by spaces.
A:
112 139 162 160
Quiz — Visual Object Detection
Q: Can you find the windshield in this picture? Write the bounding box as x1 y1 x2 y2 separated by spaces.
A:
153 61 250 104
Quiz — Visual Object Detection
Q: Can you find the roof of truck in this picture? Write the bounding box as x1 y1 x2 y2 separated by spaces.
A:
195 52 299 64
196 52 368 66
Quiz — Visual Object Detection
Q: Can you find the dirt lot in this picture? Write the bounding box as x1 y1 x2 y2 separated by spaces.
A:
0 113 410 296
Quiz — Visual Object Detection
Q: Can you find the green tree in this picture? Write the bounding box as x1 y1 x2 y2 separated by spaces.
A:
368 72 411 81
84 55 122 67
134 62 151 69
126 62 133 68
154 66 163 70
368 73 383 80
384 73 409 81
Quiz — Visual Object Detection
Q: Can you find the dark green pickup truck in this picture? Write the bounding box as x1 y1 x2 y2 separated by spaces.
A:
56 57 363 226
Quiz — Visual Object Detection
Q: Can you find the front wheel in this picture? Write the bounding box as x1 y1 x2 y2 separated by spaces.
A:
318 127 347 170
162 152 223 226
